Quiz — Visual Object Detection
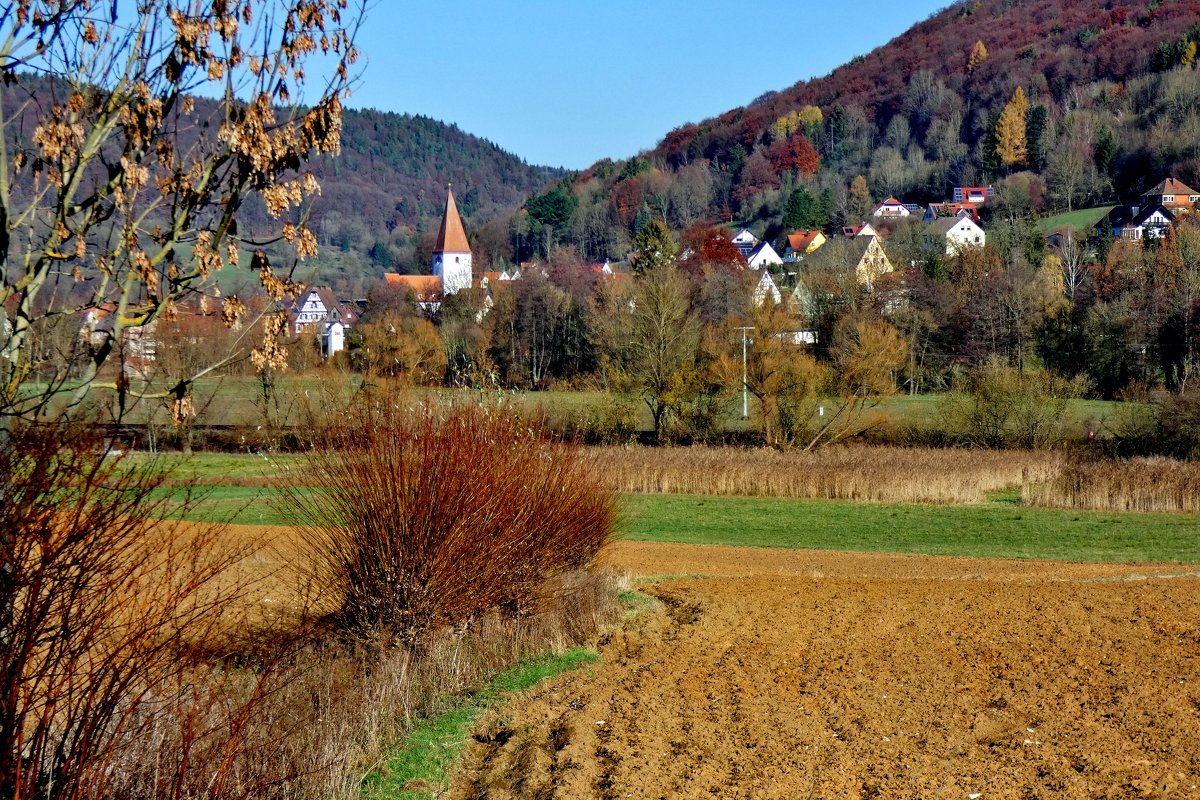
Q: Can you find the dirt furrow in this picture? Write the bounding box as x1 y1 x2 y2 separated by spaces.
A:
450 543 1200 799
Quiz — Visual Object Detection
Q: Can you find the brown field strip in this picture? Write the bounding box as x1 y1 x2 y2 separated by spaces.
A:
452 543 1200 799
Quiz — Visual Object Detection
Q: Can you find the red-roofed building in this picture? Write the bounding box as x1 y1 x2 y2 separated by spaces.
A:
432 187 473 294
842 222 879 238
383 273 444 312
952 186 993 205
785 230 826 257
1139 177 1199 211
872 198 911 218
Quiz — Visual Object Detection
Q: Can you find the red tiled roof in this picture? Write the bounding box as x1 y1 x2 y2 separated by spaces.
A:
433 188 470 253
786 230 823 252
1141 177 1199 202
384 274 443 301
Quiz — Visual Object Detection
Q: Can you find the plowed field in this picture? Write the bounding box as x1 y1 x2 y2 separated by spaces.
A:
450 542 1200 799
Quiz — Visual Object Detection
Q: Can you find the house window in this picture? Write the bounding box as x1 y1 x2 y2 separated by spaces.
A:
1164 195 1174 202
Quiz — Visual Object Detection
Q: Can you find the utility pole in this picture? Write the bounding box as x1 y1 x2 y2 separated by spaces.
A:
735 326 753 419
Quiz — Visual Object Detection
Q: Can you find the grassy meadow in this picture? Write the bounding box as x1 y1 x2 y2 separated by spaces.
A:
75 374 1130 442
620 494 1200 563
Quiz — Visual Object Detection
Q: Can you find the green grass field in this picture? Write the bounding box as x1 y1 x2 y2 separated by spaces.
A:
620 494 1200 564
360 648 599 800
1038 206 1113 235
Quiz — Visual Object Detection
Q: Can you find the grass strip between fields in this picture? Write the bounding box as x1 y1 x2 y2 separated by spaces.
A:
358 647 599 800
620 494 1200 564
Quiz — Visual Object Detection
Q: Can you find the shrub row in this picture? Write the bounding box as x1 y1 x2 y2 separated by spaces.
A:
2 401 618 798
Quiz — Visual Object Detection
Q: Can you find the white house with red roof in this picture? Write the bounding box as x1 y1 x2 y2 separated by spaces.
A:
872 198 911 218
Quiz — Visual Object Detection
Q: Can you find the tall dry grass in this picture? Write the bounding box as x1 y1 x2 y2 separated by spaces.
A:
101 568 617 800
588 445 1065 505
0 421 259 800
1024 456 1200 513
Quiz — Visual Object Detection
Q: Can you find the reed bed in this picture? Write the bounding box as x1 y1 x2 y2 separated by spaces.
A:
1024 456 1200 514
103 568 618 800
588 445 1065 505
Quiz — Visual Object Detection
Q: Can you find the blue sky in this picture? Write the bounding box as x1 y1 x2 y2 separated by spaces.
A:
347 1 949 169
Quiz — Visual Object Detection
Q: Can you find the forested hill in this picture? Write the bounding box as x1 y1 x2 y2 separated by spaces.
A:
514 0 1200 265
0 72 561 289
314 109 563 254
656 0 1200 174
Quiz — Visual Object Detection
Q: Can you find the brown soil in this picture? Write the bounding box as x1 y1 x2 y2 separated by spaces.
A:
450 542 1200 799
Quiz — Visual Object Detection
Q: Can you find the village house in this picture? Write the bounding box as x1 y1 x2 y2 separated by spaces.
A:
79 304 157 377
747 240 783 270
288 286 357 357
930 216 986 254
783 230 826 259
731 228 760 257
846 236 895 288
1102 177 1196 240
1106 204 1175 240
872 198 916 218
952 186 993 205
923 202 980 223
753 270 782 306
1139 177 1199 211
842 222 879 238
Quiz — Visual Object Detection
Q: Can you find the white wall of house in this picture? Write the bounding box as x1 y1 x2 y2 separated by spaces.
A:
747 242 783 270
324 321 345 357
944 218 986 254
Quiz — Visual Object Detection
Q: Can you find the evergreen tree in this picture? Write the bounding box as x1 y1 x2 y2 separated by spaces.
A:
782 187 827 231
1094 126 1117 177
631 219 678 274
1026 105 1048 172
980 111 1003 177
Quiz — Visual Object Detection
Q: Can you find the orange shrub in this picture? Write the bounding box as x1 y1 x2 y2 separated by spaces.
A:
287 401 616 642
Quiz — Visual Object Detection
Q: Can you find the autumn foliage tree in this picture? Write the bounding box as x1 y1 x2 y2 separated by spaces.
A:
967 39 988 74
996 86 1030 168
0 0 362 423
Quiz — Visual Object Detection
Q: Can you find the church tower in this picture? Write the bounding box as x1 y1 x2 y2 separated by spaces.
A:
432 187 472 295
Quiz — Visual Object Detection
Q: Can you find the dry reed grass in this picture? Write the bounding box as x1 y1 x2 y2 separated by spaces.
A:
102 566 618 800
587 445 1065 505
1024 456 1200 513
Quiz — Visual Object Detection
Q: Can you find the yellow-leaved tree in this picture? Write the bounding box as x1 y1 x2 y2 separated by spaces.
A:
997 86 1030 167
0 0 363 425
967 40 989 74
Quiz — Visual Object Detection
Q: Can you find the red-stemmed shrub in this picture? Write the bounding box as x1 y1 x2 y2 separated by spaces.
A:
0 421 269 799
285 399 616 643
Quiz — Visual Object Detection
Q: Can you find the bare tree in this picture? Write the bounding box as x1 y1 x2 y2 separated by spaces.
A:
0 0 363 423
1054 228 1091 306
